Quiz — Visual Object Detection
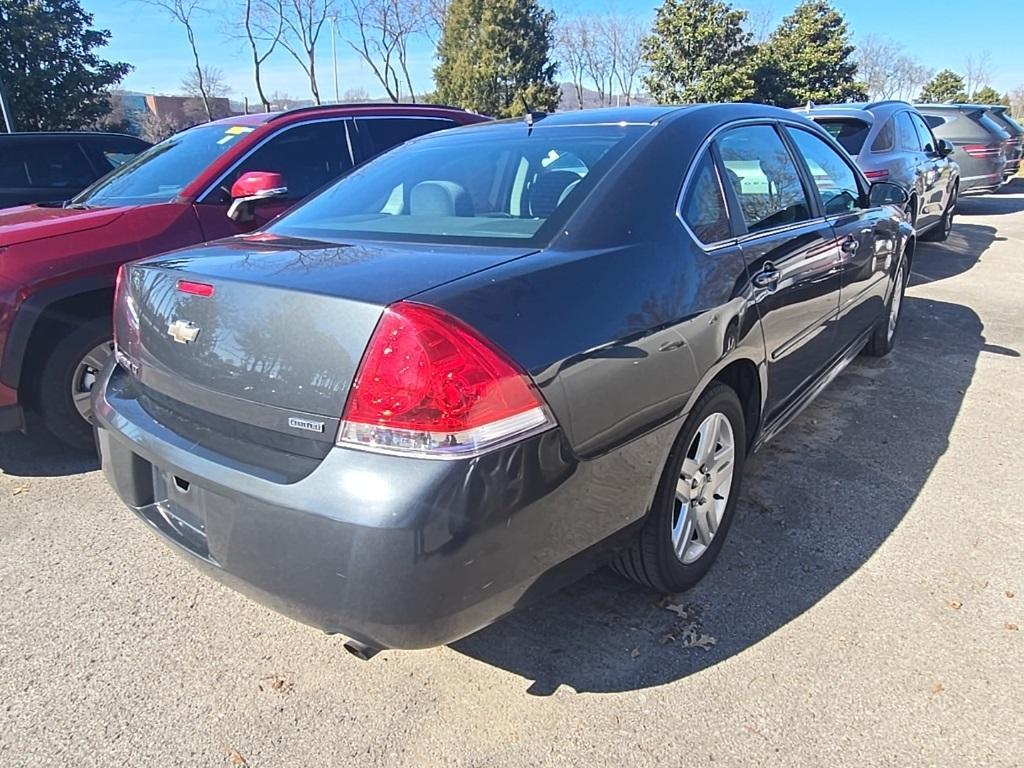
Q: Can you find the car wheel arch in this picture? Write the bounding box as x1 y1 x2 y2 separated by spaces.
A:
2 279 115 398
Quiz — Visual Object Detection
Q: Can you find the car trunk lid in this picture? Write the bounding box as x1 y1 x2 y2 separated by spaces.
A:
116 234 536 443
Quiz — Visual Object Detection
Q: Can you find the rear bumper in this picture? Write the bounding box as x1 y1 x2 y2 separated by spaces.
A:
94 365 674 649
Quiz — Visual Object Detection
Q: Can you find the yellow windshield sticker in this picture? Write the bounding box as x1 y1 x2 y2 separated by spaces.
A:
217 125 256 145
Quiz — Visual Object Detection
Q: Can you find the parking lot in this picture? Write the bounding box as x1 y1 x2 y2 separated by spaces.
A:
1 181 1022 766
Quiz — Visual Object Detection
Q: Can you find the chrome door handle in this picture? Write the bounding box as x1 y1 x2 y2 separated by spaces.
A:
752 262 780 290
841 236 859 255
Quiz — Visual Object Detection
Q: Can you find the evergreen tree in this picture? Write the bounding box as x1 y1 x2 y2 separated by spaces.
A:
970 85 1007 106
641 0 755 103
918 69 968 103
756 0 865 107
433 0 560 118
0 0 131 130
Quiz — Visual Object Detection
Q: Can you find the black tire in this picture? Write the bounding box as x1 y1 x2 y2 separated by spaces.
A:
611 382 747 593
34 317 112 451
864 256 908 357
920 186 957 242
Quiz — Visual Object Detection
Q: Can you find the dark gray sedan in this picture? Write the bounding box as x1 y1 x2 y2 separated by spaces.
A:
94 105 914 655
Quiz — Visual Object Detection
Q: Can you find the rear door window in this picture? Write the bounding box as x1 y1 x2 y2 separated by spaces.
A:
896 112 922 152
355 117 459 159
870 118 895 152
214 120 354 203
681 151 732 244
717 124 812 234
785 127 862 216
3 140 95 189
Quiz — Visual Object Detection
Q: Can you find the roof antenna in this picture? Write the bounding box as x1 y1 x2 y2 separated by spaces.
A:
522 95 547 135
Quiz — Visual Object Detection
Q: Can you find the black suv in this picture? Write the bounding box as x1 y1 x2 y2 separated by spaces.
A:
0 132 150 209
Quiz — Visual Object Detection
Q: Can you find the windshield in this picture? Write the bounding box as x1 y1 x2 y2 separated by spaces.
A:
72 122 260 207
815 118 871 155
269 123 648 247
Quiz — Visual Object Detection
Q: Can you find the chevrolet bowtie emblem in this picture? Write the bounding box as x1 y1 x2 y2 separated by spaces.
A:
168 319 201 344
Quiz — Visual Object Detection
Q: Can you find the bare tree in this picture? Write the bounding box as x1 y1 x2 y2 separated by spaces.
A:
139 111 185 143
606 14 644 105
142 0 214 120
343 86 372 101
556 17 588 109
856 35 932 102
266 0 334 104
344 0 426 102
226 0 284 111
1010 86 1024 120
423 0 448 44
581 17 615 108
745 2 775 45
965 51 992 99
182 66 232 121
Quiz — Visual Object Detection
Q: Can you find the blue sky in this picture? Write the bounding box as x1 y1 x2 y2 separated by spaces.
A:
83 0 1024 102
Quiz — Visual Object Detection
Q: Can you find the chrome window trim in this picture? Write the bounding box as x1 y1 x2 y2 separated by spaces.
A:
196 116 355 204
675 117 836 251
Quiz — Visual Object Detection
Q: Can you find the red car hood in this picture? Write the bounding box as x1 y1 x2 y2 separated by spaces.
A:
0 205 131 247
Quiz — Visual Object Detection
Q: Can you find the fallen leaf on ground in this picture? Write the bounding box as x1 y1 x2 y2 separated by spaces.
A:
931 682 944 694
1006 591 1015 599
258 674 293 694
1006 623 1019 631
662 603 690 619
630 647 640 659
225 747 247 766
947 600 962 610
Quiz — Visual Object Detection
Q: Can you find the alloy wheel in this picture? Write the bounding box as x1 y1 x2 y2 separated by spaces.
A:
887 265 905 342
71 341 114 422
671 412 736 564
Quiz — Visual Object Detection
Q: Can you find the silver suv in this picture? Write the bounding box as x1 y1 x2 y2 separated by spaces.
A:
798 100 960 242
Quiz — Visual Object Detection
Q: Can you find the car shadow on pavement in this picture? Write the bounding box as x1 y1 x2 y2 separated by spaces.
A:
910 222 1000 287
0 429 98 477
957 178 1024 216
453 293 986 694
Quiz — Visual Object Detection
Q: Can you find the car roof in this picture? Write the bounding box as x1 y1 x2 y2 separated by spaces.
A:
206 102 485 129
0 131 146 141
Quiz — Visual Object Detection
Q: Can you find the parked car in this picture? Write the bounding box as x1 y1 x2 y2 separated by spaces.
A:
799 101 959 241
984 105 1023 179
94 105 914 655
0 104 486 448
916 104 1011 195
0 132 150 209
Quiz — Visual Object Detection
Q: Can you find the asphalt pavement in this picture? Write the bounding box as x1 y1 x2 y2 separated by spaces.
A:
1 181 1022 767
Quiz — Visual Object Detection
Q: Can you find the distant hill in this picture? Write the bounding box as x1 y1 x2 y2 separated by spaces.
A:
558 83 655 111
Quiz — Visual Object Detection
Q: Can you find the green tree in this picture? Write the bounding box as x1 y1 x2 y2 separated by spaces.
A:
756 0 865 107
0 0 131 130
971 85 1008 106
433 0 560 118
641 0 755 103
918 69 967 103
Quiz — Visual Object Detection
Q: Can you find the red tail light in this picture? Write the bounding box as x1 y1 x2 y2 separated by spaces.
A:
338 301 553 458
962 144 1001 158
177 279 215 297
864 169 889 181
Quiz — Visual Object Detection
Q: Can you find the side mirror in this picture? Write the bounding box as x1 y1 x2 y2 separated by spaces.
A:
868 180 910 208
227 171 288 222
937 138 955 158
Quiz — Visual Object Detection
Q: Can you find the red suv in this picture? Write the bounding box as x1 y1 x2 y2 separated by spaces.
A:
0 104 487 448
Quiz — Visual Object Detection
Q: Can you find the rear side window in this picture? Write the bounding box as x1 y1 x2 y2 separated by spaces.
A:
816 118 870 154
922 115 947 130
0 140 94 189
786 127 861 215
870 118 895 152
896 112 921 151
356 117 458 159
975 113 1009 141
682 151 731 244
216 120 354 202
717 125 811 234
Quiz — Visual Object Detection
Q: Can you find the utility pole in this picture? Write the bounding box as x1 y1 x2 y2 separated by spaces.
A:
0 69 15 132
330 15 340 103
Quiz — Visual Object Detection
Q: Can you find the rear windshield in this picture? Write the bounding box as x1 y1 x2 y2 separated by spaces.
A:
72 123 260 207
814 118 871 154
988 110 1023 136
269 123 648 247
976 113 1010 140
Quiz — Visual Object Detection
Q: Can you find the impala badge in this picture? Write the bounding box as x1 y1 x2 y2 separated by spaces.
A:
168 319 201 344
288 417 325 433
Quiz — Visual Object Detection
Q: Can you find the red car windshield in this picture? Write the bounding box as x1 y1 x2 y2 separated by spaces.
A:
72 122 259 207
